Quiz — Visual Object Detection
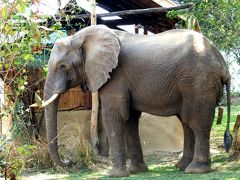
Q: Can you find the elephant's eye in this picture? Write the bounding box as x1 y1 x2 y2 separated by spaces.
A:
59 64 66 70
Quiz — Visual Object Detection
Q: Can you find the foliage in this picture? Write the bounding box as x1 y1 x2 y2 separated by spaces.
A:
0 0 54 177
0 135 35 179
0 0 47 137
168 0 240 63
31 140 53 168
10 100 32 143
0 0 84 141
0 135 54 179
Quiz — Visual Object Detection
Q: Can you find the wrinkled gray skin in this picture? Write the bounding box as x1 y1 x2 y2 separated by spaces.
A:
44 25 231 177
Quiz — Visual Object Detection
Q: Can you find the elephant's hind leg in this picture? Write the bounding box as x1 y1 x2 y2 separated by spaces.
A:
184 98 216 173
126 110 148 174
175 120 195 170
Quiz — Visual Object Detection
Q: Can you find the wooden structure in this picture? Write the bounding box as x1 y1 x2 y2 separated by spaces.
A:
59 0 185 33
71 3 193 21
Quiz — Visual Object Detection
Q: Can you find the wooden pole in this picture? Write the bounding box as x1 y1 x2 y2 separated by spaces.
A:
90 0 96 25
134 24 139 34
73 3 194 20
144 26 148 35
216 107 224 125
90 0 99 154
233 115 240 150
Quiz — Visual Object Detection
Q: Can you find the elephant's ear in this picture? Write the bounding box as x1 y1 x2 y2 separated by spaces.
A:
71 25 120 92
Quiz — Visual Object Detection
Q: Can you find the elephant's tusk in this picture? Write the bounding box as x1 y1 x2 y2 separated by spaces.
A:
29 94 59 108
29 103 39 108
41 94 59 107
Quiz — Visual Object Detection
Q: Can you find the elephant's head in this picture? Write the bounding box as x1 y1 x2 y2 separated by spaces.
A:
43 25 120 166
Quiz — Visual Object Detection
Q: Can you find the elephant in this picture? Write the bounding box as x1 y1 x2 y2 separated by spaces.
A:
43 25 232 177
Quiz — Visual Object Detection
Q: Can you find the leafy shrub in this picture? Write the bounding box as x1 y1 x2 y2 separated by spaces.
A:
0 135 35 179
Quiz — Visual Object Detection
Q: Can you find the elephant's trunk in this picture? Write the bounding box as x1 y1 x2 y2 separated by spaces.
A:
44 86 72 167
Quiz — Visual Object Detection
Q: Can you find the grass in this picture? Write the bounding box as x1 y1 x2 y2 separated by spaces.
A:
211 105 240 149
20 105 240 180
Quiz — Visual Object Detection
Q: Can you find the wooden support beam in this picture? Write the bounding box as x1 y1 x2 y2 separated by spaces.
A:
90 0 100 155
135 24 139 34
144 26 148 35
73 3 194 19
98 16 161 26
90 0 97 25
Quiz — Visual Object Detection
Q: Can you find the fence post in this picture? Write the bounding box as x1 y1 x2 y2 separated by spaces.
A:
216 107 224 125
233 115 240 148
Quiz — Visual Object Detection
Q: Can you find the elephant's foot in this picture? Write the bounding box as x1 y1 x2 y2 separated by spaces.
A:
128 162 148 174
107 167 130 177
185 161 211 173
175 157 192 170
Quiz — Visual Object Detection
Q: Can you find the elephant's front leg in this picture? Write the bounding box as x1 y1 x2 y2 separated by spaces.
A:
126 110 148 173
101 100 130 177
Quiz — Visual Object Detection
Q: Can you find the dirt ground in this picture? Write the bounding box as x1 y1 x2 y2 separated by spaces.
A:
40 111 184 155
139 113 183 154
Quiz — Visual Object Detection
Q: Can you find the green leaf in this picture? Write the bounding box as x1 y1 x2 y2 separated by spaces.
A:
51 22 62 30
24 54 33 61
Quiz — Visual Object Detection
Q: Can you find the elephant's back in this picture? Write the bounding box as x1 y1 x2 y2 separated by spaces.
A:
117 29 227 78
117 29 201 76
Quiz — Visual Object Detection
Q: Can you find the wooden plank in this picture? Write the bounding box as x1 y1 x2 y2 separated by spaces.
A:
58 87 87 110
72 3 194 19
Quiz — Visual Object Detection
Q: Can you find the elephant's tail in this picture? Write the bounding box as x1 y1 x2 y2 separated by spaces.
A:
224 78 232 153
